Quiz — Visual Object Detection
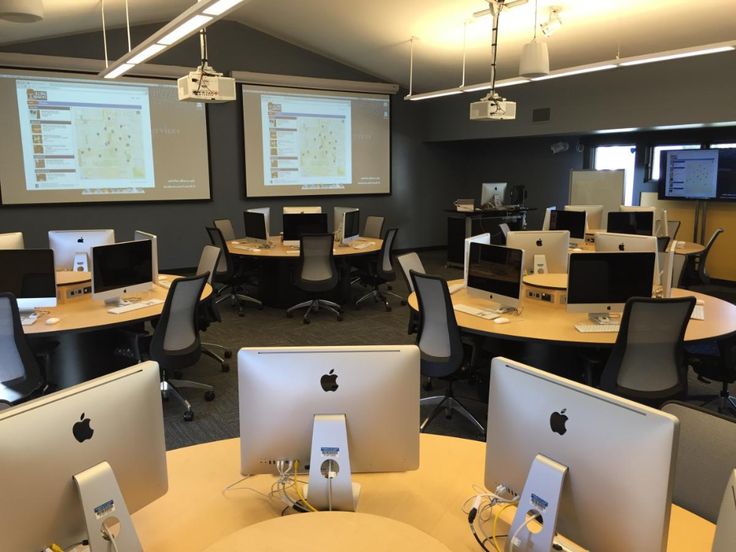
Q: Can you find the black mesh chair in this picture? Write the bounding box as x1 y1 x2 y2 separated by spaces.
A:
206 226 263 315
196 245 231 372
0 293 46 407
355 227 405 311
213 218 237 242
662 401 736 523
411 271 485 436
600 296 696 406
130 274 214 421
687 337 736 414
684 228 723 286
287 234 343 324
362 216 385 239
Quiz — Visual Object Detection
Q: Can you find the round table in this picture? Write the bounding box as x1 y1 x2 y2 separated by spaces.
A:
228 236 382 258
131 434 714 551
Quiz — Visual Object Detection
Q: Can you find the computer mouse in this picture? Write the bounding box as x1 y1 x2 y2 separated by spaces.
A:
45 317 61 325
494 317 510 324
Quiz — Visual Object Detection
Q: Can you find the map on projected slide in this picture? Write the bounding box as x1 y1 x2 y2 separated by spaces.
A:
298 117 346 178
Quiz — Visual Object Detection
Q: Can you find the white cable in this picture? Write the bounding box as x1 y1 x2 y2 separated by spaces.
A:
101 525 120 552
101 0 109 67
124 0 131 52
506 512 539 552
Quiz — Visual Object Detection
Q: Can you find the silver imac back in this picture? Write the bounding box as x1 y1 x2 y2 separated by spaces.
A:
238 345 420 475
485 357 678 552
0 362 167 551
134 230 159 282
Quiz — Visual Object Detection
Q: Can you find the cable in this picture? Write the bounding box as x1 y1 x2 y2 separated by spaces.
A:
506 512 540 552
292 459 318 512
101 525 119 552
493 503 515 552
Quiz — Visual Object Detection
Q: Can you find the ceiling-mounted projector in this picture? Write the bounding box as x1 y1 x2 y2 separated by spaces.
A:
470 95 516 120
178 64 235 103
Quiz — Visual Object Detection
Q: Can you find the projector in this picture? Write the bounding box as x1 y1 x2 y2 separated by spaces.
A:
178 66 236 103
469 99 517 121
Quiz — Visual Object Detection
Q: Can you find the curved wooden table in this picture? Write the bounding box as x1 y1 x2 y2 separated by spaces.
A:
409 280 736 346
132 434 713 552
227 236 382 257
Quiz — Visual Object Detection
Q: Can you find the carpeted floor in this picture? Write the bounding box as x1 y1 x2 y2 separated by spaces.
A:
162 249 736 451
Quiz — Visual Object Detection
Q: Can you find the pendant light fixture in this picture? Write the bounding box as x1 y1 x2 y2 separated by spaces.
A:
518 0 549 78
0 0 43 23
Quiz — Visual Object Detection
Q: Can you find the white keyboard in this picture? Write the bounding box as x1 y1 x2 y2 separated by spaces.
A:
20 313 38 326
453 304 499 320
233 244 262 252
448 283 465 295
691 305 705 320
351 241 375 250
574 323 620 333
107 298 164 314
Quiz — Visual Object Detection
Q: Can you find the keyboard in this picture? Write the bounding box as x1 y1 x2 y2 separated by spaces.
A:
233 244 262 252
20 313 38 326
691 305 705 320
107 298 164 314
574 323 620 333
448 283 465 295
351 241 375 250
453 304 499 320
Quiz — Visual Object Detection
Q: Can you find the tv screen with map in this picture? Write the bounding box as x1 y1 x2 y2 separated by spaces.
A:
659 148 718 200
242 84 391 198
0 69 211 205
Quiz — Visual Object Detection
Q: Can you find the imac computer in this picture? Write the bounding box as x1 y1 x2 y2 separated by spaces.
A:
283 206 322 214
607 211 655 236
481 182 507 209
486 357 678 552
48 229 115 272
564 204 603 231
0 231 24 249
243 209 270 245
238 345 420 511
0 249 57 314
506 230 570 274
466 242 524 312
91 239 153 305
340 209 361 245
134 230 159 283
541 206 555 231
594 232 660 285
0 362 167 551
549 209 586 245
282 213 329 247
567 251 656 323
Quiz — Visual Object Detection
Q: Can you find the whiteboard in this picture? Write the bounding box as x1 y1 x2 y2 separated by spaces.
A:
569 170 624 219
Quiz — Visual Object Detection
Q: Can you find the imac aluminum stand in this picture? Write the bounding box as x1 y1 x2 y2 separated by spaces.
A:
304 414 361 511
73 461 142 551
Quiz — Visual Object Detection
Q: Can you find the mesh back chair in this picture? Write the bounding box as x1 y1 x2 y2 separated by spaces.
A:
600 296 696 406
362 216 384 239
206 226 262 315
687 337 736 415
684 228 724 287
498 223 510 244
667 220 681 240
286 234 343 324
662 401 736 523
355 227 405 311
213 218 236 242
196 245 231 372
0 293 45 407
411 271 485 436
397 252 426 334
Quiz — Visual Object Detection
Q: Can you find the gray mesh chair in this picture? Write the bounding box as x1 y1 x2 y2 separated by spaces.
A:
355 228 404 311
362 216 385 239
197 245 231 372
213 218 236 242
0 293 45 407
411 271 485 436
206 226 263 315
600 296 696 406
662 401 736 523
287 234 343 324
397 252 426 334
684 227 723 286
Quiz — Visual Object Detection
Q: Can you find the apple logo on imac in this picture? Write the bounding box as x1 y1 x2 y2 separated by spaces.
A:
536 239 543 247
618 243 625 251
549 408 568 435
320 369 339 392
77 237 85 244
73 413 94 443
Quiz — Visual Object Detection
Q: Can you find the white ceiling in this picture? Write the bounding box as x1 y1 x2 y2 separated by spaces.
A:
1 0 735 91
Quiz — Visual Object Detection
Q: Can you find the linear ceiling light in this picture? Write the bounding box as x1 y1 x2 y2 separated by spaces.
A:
619 46 735 67
531 63 617 81
99 0 248 79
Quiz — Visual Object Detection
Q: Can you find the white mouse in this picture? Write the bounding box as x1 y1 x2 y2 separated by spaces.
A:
494 317 510 324
45 317 61 325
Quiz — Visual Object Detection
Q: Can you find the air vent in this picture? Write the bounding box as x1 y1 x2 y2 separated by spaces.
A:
532 108 551 122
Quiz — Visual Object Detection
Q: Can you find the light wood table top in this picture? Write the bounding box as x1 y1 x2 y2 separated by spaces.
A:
523 273 568 289
410 280 736 346
132 434 713 552
55 270 91 286
227 237 382 257
673 241 705 255
24 275 211 336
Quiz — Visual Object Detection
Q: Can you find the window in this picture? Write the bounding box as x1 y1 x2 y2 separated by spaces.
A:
651 144 700 181
593 145 636 205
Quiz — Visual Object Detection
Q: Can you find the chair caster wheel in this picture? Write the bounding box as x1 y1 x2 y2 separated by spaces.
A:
224 350 232 359
386 306 392 312
401 300 407 306
204 390 215 401
337 314 343 321
184 411 194 422
221 362 230 373
174 370 183 379
238 311 245 318
303 318 311 325
286 311 293 318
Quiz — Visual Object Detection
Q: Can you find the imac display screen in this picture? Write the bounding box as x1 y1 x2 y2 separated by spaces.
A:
716 148 736 201
467 243 523 300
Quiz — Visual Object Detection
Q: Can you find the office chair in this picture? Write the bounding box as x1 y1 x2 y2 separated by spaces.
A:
684 228 723 287
667 220 681 240
128 273 214 421
498 223 510 244
354 227 404 311
397 252 426 334
362 216 385 239
411 271 485 436
0 293 46 407
213 218 237 242
286 234 343 324
662 401 736 523
600 296 696 406
206 226 263 315
687 337 736 414
196 245 231 372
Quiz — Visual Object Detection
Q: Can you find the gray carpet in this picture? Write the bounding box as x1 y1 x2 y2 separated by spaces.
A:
162 249 736 450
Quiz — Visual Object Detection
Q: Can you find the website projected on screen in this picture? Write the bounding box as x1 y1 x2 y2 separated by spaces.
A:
0 69 211 205
243 84 391 198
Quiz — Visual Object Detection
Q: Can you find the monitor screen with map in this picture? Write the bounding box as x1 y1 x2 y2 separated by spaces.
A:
659 148 719 200
0 68 211 205
242 84 391 198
